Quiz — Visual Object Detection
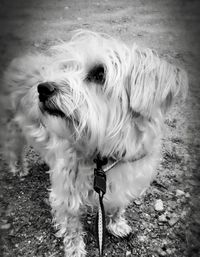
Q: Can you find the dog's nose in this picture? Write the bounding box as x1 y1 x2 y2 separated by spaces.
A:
37 82 56 102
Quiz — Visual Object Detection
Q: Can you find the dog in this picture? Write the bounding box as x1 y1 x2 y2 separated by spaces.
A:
2 30 188 257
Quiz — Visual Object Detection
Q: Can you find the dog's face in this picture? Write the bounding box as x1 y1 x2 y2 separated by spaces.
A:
4 31 188 160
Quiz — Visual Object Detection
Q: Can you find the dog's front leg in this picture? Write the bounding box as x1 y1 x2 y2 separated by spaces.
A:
4 119 28 176
107 207 132 238
54 209 86 257
49 159 86 257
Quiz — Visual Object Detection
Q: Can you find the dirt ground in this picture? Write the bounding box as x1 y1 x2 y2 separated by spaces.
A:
0 0 200 256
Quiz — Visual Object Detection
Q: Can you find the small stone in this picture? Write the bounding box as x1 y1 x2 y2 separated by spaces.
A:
134 199 141 205
158 214 167 223
168 217 179 226
166 249 172 255
126 250 131 256
154 199 164 212
36 235 43 242
143 213 150 220
176 189 185 196
188 180 199 186
185 192 190 198
132 212 140 221
148 206 155 213
162 239 168 245
157 248 166 256
1 223 11 229
167 201 177 211
9 229 14 236
64 6 69 9
34 43 40 48
137 235 147 242
181 211 187 218
43 198 50 206
77 17 82 21
140 224 146 231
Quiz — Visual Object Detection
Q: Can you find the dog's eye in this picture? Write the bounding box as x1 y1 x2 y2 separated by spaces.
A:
86 65 106 85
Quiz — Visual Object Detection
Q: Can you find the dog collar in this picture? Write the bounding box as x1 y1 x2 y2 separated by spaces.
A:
101 159 120 173
100 151 147 173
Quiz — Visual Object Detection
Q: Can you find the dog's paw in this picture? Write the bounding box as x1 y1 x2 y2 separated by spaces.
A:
9 160 29 177
9 162 21 175
107 216 132 238
63 235 86 257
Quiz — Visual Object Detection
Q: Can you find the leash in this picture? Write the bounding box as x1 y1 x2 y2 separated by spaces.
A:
93 155 119 257
93 155 107 257
93 152 146 256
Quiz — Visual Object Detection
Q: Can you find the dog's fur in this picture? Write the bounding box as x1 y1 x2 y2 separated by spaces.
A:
2 30 188 256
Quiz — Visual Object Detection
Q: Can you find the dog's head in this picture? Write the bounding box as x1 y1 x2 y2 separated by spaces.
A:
3 30 188 160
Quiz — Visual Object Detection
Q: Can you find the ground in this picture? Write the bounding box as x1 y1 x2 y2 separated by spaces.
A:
0 0 200 256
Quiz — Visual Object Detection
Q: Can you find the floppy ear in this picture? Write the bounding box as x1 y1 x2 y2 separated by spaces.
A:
128 47 188 117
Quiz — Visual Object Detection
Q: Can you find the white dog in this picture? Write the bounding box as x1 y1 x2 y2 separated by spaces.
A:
2 30 188 257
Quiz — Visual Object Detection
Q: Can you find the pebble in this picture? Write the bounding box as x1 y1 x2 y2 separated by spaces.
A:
158 214 167 223
188 180 199 186
9 229 14 236
176 189 185 196
44 198 50 206
168 217 179 226
166 249 173 255
34 43 40 48
168 201 177 210
154 199 164 211
134 199 142 206
137 235 147 242
143 213 150 221
36 235 43 242
185 192 190 198
126 250 131 256
1 223 11 230
181 211 187 218
132 212 140 221
64 6 69 9
157 248 166 256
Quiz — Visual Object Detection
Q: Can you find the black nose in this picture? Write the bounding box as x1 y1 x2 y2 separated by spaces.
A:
37 82 56 102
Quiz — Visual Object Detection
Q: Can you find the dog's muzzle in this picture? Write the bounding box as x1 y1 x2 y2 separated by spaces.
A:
38 82 56 102
37 82 65 117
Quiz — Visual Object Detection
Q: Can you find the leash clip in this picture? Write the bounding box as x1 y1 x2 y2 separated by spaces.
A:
94 167 107 195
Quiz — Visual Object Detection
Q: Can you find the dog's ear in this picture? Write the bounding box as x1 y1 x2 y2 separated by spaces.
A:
128 47 188 117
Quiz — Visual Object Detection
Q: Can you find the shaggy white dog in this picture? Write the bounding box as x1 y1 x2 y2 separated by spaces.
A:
2 30 188 257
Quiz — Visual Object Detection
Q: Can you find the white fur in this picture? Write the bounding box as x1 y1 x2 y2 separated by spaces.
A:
2 30 188 257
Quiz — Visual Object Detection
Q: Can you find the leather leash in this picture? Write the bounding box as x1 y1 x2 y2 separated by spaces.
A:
93 155 119 257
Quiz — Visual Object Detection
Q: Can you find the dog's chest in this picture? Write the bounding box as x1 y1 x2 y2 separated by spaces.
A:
76 156 158 209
